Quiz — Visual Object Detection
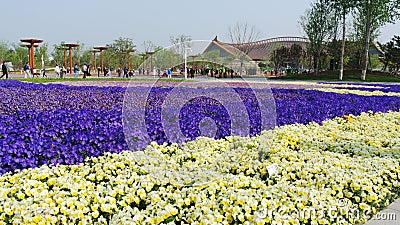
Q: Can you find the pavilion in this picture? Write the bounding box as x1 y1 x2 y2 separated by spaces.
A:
20 38 43 71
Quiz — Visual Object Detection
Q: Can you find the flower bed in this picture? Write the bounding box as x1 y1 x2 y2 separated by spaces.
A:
1 80 400 224
0 81 127 174
1 80 400 175
0 111 399 224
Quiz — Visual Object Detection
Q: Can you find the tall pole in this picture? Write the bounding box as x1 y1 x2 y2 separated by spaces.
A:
64 44 79 75
100 51 103 73
20 44 38 72
202 57 205 77
30 44 34 70
123 50 134 72
184 49 187 79
27 46 32 69
41 55 44 73
146 51 155 76
94 46 109 74
69 47 72 74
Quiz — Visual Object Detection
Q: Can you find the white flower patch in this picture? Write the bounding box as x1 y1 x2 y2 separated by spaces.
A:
0 111 400 224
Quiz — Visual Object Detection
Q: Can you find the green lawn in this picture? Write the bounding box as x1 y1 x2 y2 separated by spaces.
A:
268 70 400 83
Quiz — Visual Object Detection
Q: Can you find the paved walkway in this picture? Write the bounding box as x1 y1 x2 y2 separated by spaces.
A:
364 199 400 225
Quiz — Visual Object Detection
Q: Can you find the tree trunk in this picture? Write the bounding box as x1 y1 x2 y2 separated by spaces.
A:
314 53 318 75
383 61 388 71
316 57 320 76
339 11 346 81
361 14 372 81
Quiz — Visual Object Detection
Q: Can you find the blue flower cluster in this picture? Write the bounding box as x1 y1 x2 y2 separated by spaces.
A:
0 81 127 174
274 88 400 126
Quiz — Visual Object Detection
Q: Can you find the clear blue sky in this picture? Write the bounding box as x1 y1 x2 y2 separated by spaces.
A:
4 0 400 51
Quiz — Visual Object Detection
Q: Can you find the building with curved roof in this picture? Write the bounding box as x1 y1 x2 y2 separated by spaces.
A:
204 36 310 61
203 36 383 61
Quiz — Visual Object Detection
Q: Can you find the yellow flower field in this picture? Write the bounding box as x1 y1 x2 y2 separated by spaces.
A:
1 111 400 224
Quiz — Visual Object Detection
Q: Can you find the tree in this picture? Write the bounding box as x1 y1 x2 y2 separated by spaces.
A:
11 44 29 69
169 35 192 58
142 41 156 53
72 42 84 65
0 42 21 70
228 22 260 75
0 41 11 62
153 48 181 70
378 40 395 71
201 50 221 71
300 0 335 75
52 42 67 66
326 39 341 70
169 35 192 47
228 22 260 56
81 50 94 68
354 0 400 80
271 46 288 72
288 44 304 68
389 36 400 71
329 0 357 80
270 44 305 73
102 50 115 71
378 35 400 72
34 42 49 69
108 37 136 69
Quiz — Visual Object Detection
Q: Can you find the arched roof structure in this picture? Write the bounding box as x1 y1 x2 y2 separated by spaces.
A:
203 36 310 61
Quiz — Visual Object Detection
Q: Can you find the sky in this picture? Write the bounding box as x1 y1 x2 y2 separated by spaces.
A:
3 0 400 52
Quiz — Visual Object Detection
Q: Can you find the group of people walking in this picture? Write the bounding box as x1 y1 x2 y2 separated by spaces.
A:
55 64 123 78
55 63 92 78
2 62 43 79
0 61 151 79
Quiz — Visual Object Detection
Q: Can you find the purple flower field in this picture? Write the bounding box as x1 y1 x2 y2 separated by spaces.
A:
1 80 400 175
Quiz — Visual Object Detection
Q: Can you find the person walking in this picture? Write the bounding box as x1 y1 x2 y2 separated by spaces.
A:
73 64 79 78
117 67 121 77
82 64 88 79
87 65 91 76
190 68 195 79
167 68 172 78
62 66 67 78
106 67 111 77
42 67 47 77
23 62 31 78
55 64 61 78
1 61 8 79
123 66 128 78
